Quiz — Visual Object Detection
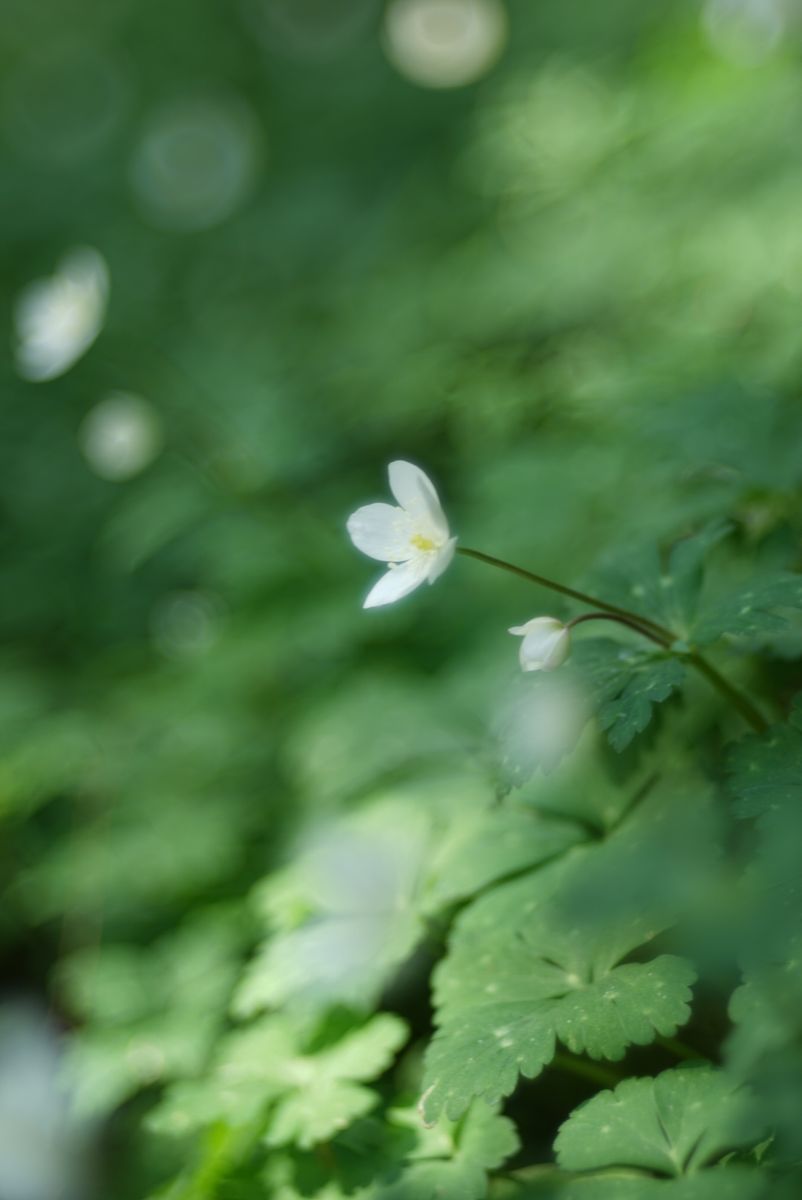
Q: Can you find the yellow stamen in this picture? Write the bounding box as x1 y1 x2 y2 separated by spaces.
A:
410 533 436 552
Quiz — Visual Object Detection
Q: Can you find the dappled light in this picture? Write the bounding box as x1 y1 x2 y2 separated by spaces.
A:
4 1 802 1197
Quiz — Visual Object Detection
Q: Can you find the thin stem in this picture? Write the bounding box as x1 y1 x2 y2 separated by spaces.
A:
552 1051 622 1089
688 652 768 734
567 610 671 649
457 546 673 640
459 544 769 734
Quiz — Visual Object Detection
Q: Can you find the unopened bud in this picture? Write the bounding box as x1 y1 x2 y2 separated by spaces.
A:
508 616 570 672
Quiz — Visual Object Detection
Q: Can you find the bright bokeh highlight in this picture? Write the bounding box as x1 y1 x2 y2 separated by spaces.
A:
14 247 108 382
382 0 507 88
79 393 163 482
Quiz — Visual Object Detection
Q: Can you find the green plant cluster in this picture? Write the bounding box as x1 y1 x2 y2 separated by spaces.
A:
3 1 802 1198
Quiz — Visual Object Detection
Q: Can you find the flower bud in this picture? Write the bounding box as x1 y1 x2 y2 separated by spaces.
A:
508 616 570 672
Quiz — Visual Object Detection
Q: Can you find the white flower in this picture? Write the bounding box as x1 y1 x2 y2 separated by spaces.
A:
382 0 508 91
14 246 109 382
0 1003 90 1200
79 392 163 481
347 460 457 608
509 616 570 672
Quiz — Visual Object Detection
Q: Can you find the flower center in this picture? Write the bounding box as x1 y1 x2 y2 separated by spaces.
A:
410 533 436 552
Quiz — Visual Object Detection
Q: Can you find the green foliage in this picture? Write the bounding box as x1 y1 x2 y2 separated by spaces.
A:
572 641 686 752
589 523 732 641
59 910 245 1116
504 1167 769 1199
422 848 695 1120
728 697 802 819
6 2 802 1198
260 1102 519 1200
149 1011 408 1150
693 574 802 646
233 796 430 1016
554 1067 755 1176
590 522 802 650
422 801 585 910
376 1103 520 1200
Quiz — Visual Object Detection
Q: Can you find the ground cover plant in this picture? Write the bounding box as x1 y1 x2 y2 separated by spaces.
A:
3 1 802 1198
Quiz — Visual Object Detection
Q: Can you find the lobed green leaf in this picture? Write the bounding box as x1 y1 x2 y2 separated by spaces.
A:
555 1067 755 1177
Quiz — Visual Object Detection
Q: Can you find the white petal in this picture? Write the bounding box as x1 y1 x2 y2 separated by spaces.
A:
508 617 563 638
388 461 449 541
519 638 546 671
426 536 458 584
15 246 109 383
363 557 430 608
347 503 416 562
518 624 570 672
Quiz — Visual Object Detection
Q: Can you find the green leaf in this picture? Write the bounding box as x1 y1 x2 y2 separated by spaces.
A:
499 638 686 774
726 955 802 1163
60 910 244 1117
144 1123 261 1200
551 773 722 930
554 1067 754 1177
421 857 695 1123
727 697 802 819
422 800 587 911
572 640 686 752
285 674 464 805
587 523 732 639
259 1102 518 1200
514 750 660 839
727 700 802 960
692 573 802 646
148 1011 408 1150
233 799 429 1016
378 1103 520 1200
501 1167 769 1199
662 523 735 632
267 1016 409 1149
588 525 802 653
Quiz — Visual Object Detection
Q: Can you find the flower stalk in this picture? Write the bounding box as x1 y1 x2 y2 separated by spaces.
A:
457 546 673 641
566 610 671 648
459 545 768 734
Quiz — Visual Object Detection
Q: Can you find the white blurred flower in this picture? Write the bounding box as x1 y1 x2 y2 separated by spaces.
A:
498 671 588 777
14 247 109 382
382 0 507 89
0 1004 90 1200
347 460 457 608
509 616 570 672
79 392 163 481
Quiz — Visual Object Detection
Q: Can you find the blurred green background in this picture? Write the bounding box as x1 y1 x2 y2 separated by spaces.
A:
3 0 802 1195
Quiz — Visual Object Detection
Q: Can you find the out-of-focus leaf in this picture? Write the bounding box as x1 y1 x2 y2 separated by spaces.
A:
572 640 686 752
149 1011 408 1151
60 910 244 1117
727 697 802 819
554 1067 755 1176
693 574 802 646
233 798 430 1016
421 800 587 911
420 850 695 1122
